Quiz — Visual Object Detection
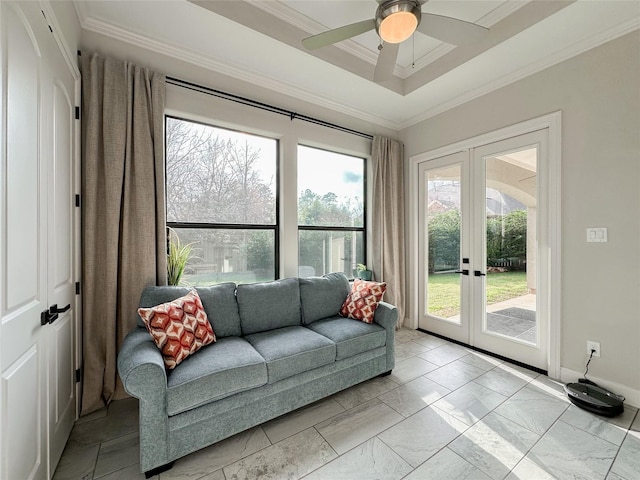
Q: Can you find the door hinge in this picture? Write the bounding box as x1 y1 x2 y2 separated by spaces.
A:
75 282 81 295
75 368 81 383
75 106 80 120
75 194 80 207
41 10 53 33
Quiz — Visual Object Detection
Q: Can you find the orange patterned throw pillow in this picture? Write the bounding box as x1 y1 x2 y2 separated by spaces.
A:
339 279 387 324
138 289 216 369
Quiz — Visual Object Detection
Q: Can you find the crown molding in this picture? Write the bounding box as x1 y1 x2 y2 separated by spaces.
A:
80 16 398 130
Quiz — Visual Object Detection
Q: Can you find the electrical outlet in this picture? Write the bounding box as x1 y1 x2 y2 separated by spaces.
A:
587 340 601 357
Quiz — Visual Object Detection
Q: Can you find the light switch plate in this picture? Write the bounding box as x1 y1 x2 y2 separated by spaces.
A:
586 227 607 242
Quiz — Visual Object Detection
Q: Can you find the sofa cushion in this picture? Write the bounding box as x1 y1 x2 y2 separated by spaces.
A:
237 278 302 335
299 272 351 325
138 286 190 327
306 316 387 360
339 279 387 324
245 326 336 383
196 283 242 338
166 336 267 416
137 290 216 369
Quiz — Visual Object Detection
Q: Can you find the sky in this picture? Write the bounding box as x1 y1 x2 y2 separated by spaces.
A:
297 145 364 202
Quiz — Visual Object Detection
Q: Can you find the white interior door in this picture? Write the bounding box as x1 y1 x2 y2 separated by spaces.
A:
418 130 550 371
44 16 77 470
0 2 77 478
1 3 50 478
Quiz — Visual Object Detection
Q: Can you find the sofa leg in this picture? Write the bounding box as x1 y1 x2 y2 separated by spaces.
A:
145 462 174 478
379 370 392 377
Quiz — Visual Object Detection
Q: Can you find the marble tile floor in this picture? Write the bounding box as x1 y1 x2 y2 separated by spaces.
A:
54 329 639 480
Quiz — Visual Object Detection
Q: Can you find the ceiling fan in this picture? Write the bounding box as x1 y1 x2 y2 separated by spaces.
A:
302 0 489 83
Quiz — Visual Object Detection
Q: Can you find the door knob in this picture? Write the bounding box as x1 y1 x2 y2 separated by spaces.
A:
455 270 469 275
474 271 486 277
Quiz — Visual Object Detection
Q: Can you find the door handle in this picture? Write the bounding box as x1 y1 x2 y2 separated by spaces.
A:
474 270 486 277
455 270 469 275
50 303 71 314
40 304 71 326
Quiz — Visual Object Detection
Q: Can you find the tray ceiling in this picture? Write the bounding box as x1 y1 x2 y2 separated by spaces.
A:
74 0 640 129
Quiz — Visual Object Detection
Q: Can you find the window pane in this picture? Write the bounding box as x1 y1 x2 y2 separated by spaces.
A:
297 145 364 227
298 230 363 278
166 117 277 225
172 228 275 285
426 166 462 323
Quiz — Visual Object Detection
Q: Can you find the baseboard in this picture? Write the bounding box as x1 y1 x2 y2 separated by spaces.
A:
560 367 640 409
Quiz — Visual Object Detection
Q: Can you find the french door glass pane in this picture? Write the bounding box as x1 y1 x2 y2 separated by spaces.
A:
484 148 537 344
426 165 462 323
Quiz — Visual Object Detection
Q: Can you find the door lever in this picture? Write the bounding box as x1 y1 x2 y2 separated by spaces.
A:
455 270 469 275
50 303 71 314
474 271 486 277
41 304 71 326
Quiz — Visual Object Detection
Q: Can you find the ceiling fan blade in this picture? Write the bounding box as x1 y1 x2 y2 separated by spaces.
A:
417 13 489 45
373 42 399 83
302 19 376 50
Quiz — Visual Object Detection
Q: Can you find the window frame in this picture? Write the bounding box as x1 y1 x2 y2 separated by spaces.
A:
297 144 367 279
164 114 280 280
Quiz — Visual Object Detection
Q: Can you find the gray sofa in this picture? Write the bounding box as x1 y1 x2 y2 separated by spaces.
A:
117 273 397 477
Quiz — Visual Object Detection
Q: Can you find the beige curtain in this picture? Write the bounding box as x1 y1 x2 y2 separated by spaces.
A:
80 53 167 415
371 136 406 328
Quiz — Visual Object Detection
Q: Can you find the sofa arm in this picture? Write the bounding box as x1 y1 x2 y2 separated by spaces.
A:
373 301 398 330
373 301 397 372
118 328 167 396
117 328 171 473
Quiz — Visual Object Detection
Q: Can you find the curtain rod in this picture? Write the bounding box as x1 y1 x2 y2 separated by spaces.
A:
166 76 374 141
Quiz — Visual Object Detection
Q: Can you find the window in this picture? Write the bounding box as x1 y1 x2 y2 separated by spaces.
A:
297 145 366 278
166 116 278 284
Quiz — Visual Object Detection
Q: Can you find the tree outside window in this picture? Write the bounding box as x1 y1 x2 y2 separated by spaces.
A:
166 117 278 285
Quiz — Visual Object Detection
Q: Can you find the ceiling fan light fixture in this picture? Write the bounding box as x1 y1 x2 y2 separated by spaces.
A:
376 0 421 44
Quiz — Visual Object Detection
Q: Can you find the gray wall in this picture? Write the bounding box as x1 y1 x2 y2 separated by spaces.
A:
400 31 640 395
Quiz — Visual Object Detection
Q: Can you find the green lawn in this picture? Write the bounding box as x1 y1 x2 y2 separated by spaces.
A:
427 271 528 318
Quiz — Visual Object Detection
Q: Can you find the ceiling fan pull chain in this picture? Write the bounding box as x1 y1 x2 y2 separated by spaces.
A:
412 33 415 69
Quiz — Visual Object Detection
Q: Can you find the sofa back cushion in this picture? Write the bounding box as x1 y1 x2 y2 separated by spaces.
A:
195 283 242 337
237 277 301 335
137 283 241 338
299 272 351 325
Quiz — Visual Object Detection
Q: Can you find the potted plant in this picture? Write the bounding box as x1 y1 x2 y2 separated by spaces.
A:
356 263 373 281
167 229 194 286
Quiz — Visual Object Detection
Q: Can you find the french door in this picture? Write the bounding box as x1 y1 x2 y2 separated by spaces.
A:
418 130 549 370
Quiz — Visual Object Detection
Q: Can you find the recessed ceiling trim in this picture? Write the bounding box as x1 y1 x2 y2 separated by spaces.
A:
473 0 528 28
249 0 380 66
